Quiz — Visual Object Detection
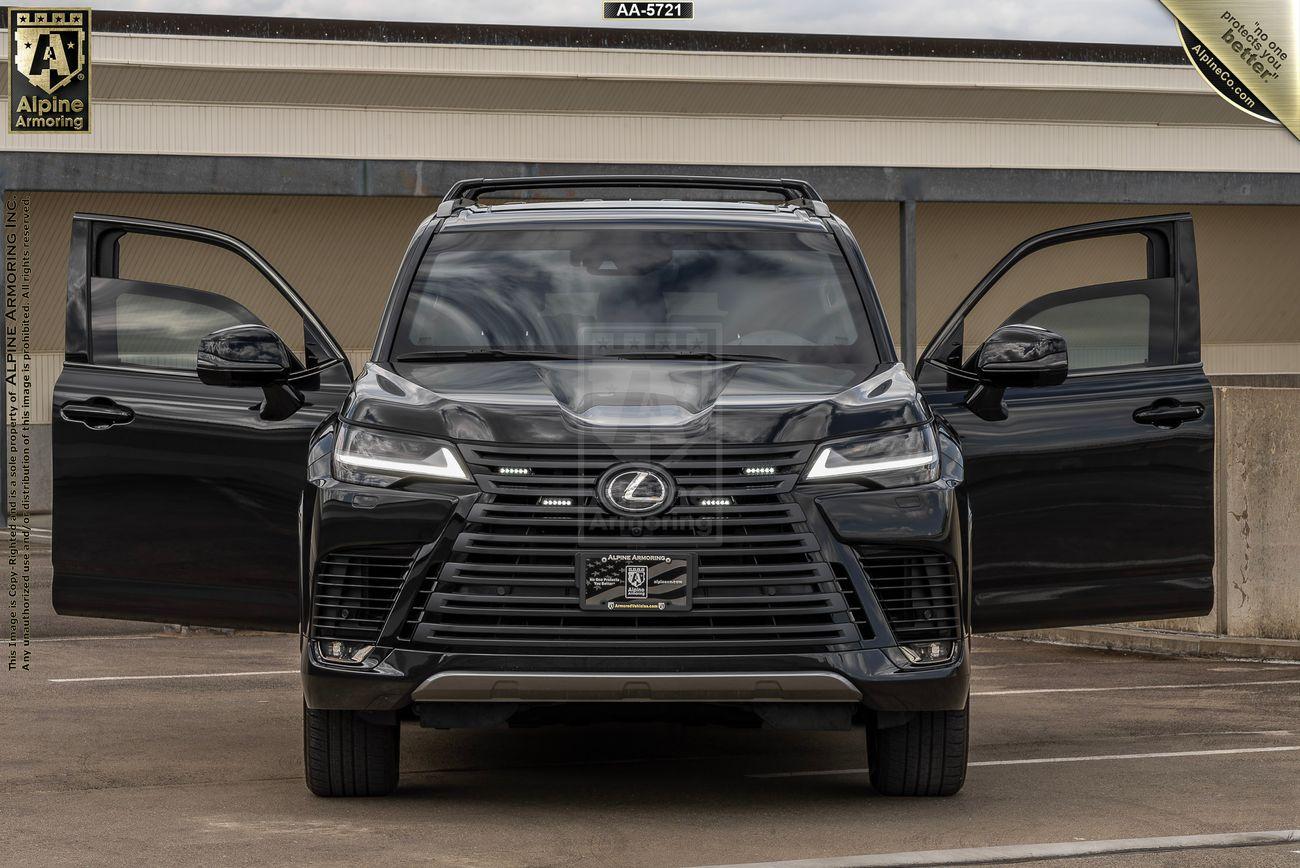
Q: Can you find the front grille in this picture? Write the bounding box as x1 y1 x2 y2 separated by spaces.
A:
856 548 961 644
405 442 871 655
310 545 419 645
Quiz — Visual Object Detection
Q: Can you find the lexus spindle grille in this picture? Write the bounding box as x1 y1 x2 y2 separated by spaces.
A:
402 442 873 655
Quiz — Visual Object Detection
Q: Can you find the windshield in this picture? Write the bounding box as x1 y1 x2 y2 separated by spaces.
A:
390 225 880 365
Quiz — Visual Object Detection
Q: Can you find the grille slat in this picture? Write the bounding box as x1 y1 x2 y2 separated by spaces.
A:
422 622 852 639
857 547 962 645
431 591 847 616
403 441 870 655
464 443 810 500
310 544 419 645
453 532 820 557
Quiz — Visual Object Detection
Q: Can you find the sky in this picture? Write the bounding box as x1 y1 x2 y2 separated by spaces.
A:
9 0 1183 44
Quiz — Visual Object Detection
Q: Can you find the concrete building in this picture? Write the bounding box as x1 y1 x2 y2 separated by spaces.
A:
3 10 1298 646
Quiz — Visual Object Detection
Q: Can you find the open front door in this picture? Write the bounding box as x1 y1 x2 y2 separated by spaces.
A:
917 214 1214 632
52 215 353 631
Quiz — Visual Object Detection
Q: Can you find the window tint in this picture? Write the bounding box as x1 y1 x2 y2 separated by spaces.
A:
961 233 1146 360
954 230 1175 376
90 280 260 370
392 226 879 365
117 232 306 357
1022 292 1150 371
88 231 310 373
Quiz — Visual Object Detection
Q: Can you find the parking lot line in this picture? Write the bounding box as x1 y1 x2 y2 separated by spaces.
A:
973 677 1300 696
48 670 298 683
971 745 1300 767
749 745 1300 778
690 829 1300 868
30 634 165 643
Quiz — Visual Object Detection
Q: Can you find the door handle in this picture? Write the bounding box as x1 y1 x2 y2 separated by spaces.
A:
60 399 135 430
1133 400 1204 429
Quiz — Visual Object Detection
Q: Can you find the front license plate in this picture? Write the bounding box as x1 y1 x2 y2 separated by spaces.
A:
577 552 696 612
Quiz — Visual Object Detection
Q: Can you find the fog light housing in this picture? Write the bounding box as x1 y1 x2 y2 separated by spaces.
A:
316 639 375 665
899 640 956 666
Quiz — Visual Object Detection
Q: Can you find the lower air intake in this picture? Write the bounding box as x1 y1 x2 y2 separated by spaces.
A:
310 545 418 645
856 548 961 644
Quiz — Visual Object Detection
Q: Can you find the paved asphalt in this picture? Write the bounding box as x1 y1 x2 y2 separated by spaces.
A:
6 544 1300 867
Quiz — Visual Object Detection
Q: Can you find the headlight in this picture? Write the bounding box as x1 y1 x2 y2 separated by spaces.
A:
804 426 939 487
332 422 471 487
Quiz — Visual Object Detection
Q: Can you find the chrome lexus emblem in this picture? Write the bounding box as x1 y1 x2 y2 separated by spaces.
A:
597 464 675 517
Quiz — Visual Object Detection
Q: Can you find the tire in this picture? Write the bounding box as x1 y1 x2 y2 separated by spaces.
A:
867 701 969 797
303 703 400 797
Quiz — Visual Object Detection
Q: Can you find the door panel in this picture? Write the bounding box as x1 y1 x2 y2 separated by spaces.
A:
924 368 1213 632
918 214 1214 632
54 365 348 630
52 214 353 632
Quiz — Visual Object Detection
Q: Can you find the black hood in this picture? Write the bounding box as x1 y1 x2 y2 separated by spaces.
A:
341 360 928 445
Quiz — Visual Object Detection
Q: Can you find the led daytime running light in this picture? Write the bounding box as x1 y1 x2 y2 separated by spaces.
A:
806 450 936 480
334 447 469 481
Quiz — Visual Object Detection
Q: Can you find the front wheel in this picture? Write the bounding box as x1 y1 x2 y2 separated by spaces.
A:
867 701 969 797
303 704 400 797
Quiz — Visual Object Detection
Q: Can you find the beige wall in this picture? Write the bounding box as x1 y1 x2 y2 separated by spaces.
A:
910 203 1300 356
5 31 1295 174
22 192 435 354
17 192 1300 426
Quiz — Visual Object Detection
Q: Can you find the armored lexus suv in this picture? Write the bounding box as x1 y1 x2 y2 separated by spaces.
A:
52 176 1214 797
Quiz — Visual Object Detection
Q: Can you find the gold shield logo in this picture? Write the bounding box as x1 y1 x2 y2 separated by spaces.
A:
12 9 86 95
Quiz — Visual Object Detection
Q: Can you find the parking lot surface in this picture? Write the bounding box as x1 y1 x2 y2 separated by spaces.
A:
7 547 1300 866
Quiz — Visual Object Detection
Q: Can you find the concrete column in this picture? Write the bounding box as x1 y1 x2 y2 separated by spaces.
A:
898 200 918 370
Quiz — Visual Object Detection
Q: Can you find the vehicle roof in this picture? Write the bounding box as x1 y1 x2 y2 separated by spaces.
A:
437 199 832 230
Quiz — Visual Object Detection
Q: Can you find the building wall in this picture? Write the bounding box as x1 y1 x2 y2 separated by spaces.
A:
20 192 1300 427
5 30 1295 174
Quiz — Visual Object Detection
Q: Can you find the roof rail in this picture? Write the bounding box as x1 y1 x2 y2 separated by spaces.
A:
435 175 830 218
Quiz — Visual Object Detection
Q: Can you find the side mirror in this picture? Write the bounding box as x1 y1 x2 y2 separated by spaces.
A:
197 324 293 388
964 324 1067 422
974 324 1068 388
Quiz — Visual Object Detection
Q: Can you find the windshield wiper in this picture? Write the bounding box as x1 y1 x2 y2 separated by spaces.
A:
610 351 788 363
394 350 590 362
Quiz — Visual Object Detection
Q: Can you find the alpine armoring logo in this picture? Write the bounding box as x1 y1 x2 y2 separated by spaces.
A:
9 8 91 133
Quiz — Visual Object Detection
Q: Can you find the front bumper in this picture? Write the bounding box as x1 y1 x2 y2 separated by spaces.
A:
303 641 971 714
411 670 863 702
302 438 971 722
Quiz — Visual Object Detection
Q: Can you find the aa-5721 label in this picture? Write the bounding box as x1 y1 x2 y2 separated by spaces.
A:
603 2 694 19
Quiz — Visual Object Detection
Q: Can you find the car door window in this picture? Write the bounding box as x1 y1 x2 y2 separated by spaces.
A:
91 280 260 370
1017 288 1153 371
88 231 310 372
932 228 1179 380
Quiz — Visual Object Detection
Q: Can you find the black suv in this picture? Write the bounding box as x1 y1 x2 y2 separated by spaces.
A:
53 176 1214 797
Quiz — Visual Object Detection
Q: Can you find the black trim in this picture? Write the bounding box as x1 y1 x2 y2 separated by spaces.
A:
439 175 827 216
60 7 1187 64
